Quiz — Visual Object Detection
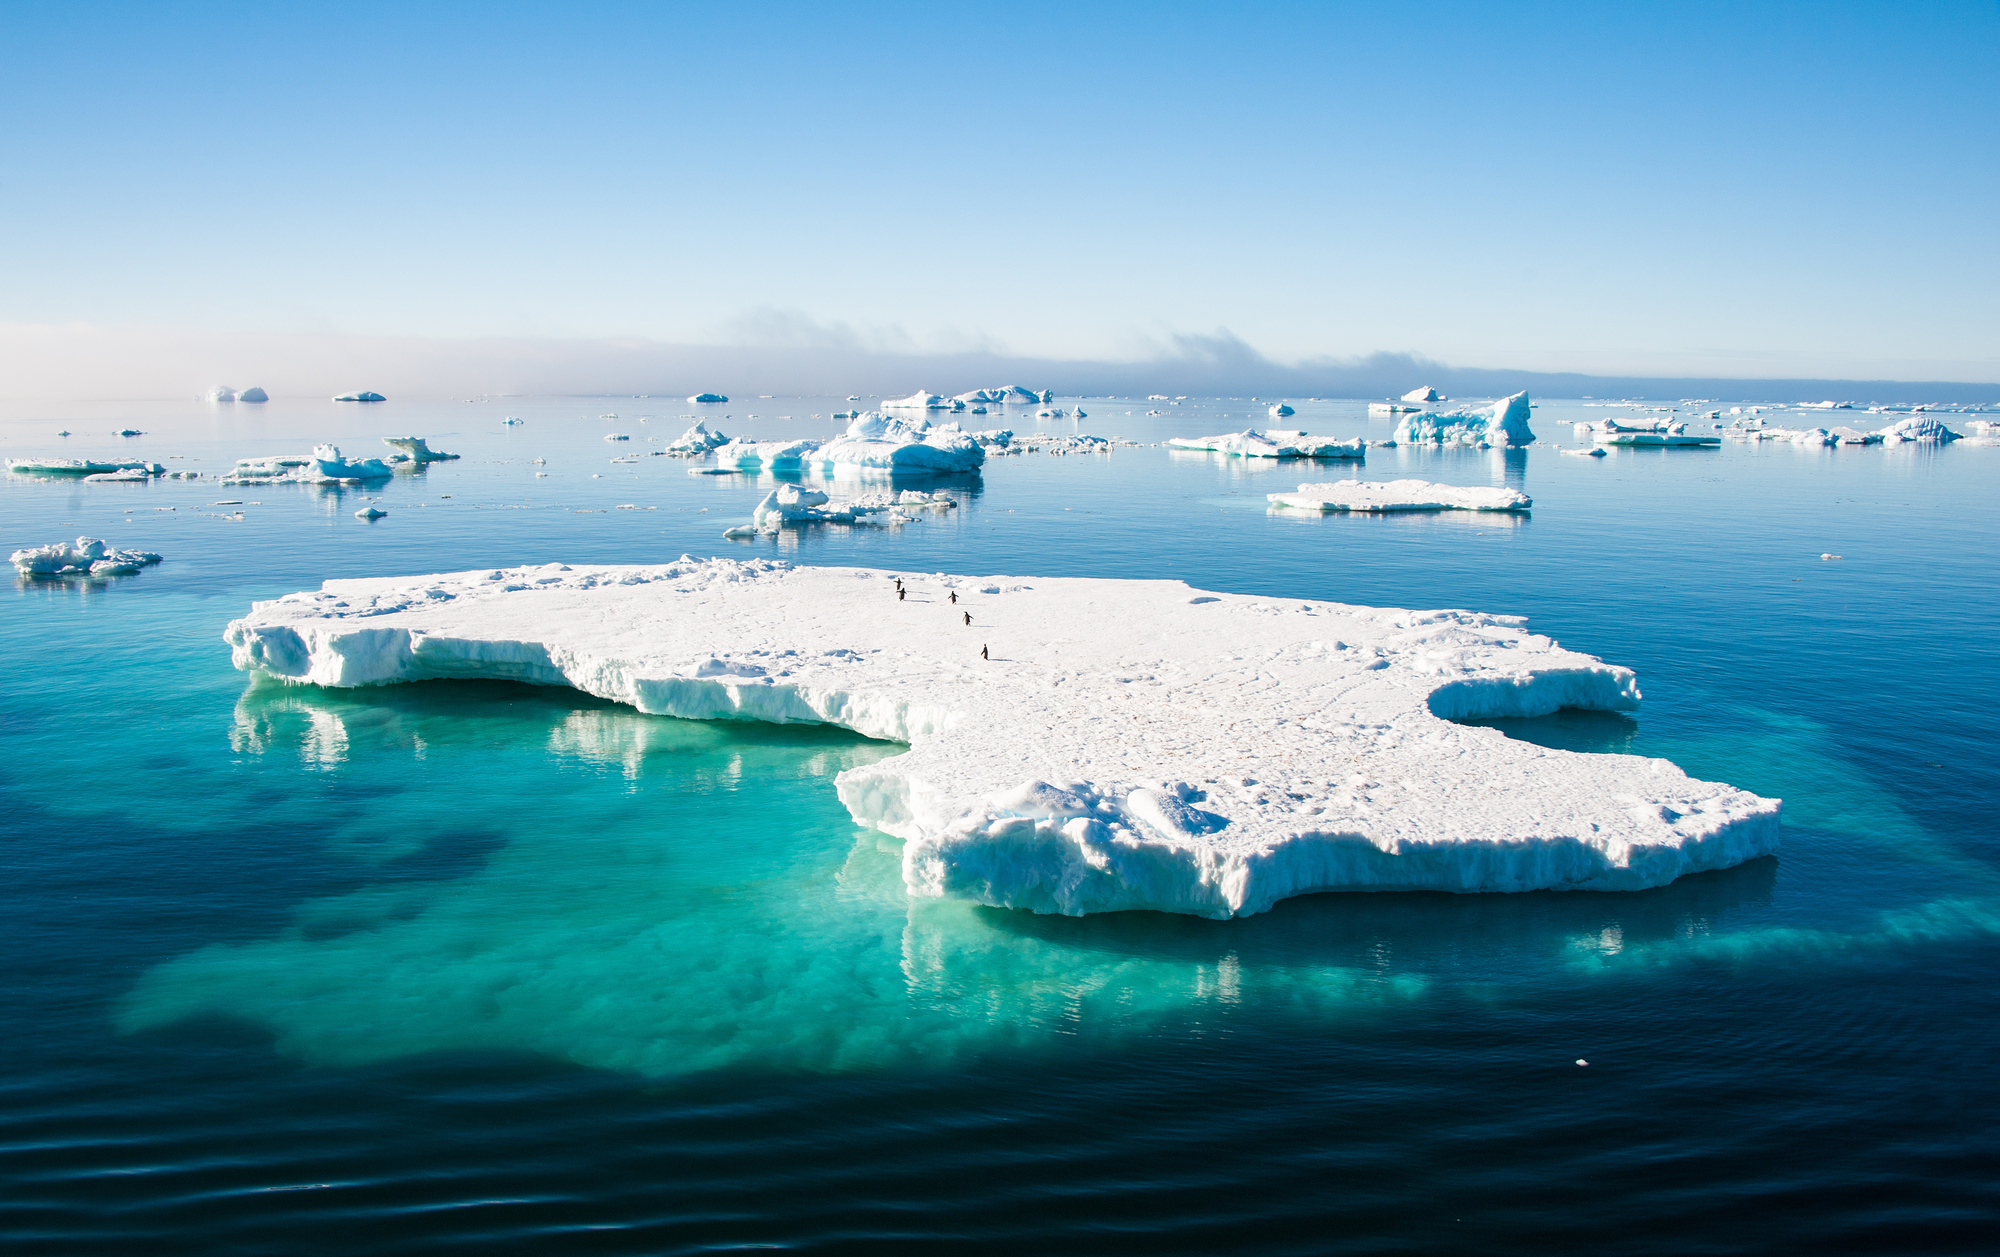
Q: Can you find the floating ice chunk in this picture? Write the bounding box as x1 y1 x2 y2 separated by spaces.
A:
711 437 825 469
1168 430 1365 459
1268 479 1531 513
1402 386 1443 403
802 411 985 473
8 458 163 476
688 393 729 404
1829 427 1884 445
1368 402 1421 415
605 433 631 442
12 536 162 577
204 386 237 403
237 386 268 403
1561 447 1608 458
225 559 1780 918
355 507 388 520
83 467 153 482
1582 418 1722 447
225 445 393 484
113 428 143 437
663 421 730 454
993 385 1046 405
332 391 386 402
1875 416 1961 442
740 484 956 535
381 437 460 462
882 389 964 411
1268 403 1296 418
1394 391 1535 446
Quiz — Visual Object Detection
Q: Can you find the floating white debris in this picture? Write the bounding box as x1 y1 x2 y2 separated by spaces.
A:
10 458 163 476
12 536 162 577
225 559 1781 918
1168 430 1365 459
1268 479 1531 513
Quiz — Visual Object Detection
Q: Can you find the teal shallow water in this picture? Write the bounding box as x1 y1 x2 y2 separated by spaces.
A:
3 396 1997 1251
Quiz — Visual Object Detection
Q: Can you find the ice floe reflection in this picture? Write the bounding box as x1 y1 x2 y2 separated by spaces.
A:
123 678 1998 1079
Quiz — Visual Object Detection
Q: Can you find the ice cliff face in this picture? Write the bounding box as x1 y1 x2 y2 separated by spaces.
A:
224 559 1780 918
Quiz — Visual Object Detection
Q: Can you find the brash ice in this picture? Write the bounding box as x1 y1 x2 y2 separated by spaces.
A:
224 558 1780 918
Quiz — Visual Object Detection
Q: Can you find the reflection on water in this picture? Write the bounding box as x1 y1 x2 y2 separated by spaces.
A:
123 677 2000 1080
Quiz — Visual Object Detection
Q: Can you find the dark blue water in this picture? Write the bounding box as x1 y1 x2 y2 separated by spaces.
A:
4 397 1997 1252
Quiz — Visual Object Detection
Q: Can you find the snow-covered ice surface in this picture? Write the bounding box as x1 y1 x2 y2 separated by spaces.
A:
8 457 165 476
1168 430 1366 459
226 558 1779 919
1268 479 1533 513
224 444 396 484
1394 392 1535 446
12 535 163 576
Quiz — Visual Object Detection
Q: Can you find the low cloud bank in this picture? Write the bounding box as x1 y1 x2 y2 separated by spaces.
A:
3 323 1993 404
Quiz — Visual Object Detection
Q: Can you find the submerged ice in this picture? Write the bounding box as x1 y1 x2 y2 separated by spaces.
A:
226 559 1780 919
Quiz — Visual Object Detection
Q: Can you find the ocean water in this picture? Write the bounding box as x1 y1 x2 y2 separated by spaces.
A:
3 395 1997 1253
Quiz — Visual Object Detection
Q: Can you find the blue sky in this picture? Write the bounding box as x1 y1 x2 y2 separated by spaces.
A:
2 1 1995 387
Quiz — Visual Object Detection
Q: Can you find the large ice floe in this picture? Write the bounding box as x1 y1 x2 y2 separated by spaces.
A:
7 457 165 477
1577 419 1722 447
1394 391 1535 446
710 412 986 474
224 443 396 485
724 486 958 537
225 558 1781 919
1168 430 1366 459
381 436 461 463
13 536 162 577
1268 479 1532 513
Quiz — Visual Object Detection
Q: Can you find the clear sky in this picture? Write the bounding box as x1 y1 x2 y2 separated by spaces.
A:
3 1 1996 388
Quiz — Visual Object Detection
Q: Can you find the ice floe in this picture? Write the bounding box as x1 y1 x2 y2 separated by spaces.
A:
381 437 460 462
8 458 164 477
1876 416 1961 442
1578 418 1722 447
1268 403 1296 419
238 386 268 403
1168 430 1365 459
688 393 729 404
1268 479 1532 513
225 558 1781 918
332 391 386 403
883 390 964 411
1394 391 1535 446
729 485 958 537
12 536 162 577
224 444 395 485
663 420 731 454
204 385 237 403
711 412 985 474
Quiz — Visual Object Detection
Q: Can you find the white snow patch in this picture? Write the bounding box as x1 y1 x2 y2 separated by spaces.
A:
225 559 1781 919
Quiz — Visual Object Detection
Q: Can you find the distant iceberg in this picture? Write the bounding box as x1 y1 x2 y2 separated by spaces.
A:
882 390 964 411
688 393 729 404
1401 386 1443 403
812 411 985 472
332 391 386 403
1168 430 1365 459
204 386 237 403
1876 416 1961 442
1269 479 1531 513
1394 391 1534 446
237 386 269 403
225 558 1782 917
663 421 731 454
381 437 460 462
1268 403 1296 418
12 536 162 577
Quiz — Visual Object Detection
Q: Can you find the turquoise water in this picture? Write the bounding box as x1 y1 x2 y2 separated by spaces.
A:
4 396 1997 1251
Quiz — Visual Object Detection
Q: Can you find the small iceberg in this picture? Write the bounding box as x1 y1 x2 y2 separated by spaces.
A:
1268 479 1531 513
688 393 729 404
1268 403 1296 419
12 536 162 577
332 391 386 403
663 420 731 454
605 433 631 442
204 386 237 403
1876 416 1961 442
1368 402 1421 415
1402 386 1444 403
224 444 395 484
1582 418 1722 447
811 411 985 472
237 386 268 403
355 506 388 520
381 437 460 462
1561 447 1608 458
1167 430 1365 459
1394 391 1535 446
738 484 958 536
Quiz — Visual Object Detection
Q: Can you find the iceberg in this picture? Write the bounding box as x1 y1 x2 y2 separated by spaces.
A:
238 386 269 403
1393 391 1535 446
332 391 386 402
663 420 730 454
1268 479 1532 513
224 559 1781 919
688 393 729 404
12 536 162 577
1583 419 1723 447
1268 403 1296 419
82 467 154 482
204 385 237 403
711 437 825 470
7 458 163 477
224 444 394 484
1168 430 1365 459
709 412 986 474
1368 402 1421 416
1402 386 1443 403
381 437 460 462
1876 416 1961 442
355 506 387 520
882 390 964 411
741 485 957 535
